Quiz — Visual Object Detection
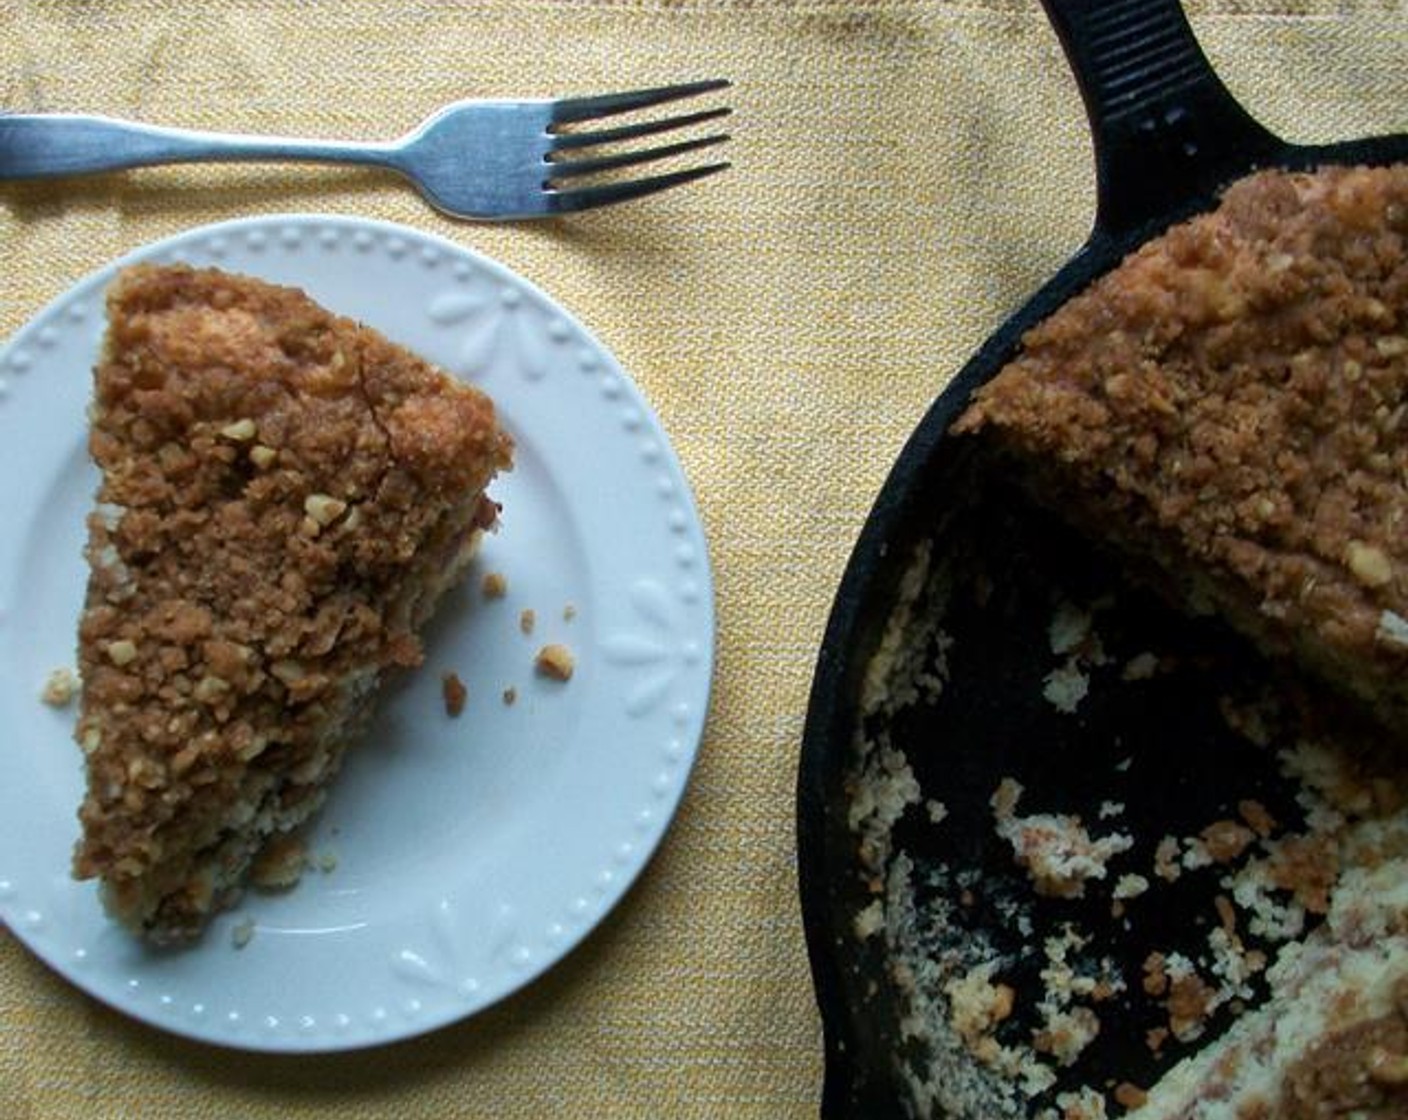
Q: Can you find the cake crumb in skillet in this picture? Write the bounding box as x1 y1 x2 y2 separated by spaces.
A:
992 778 1134 900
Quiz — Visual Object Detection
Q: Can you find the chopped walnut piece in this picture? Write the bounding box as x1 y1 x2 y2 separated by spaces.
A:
269 659 306 686
535 643 575 681
481 571 508 599
1346 541 1393 588
192 675 230 705
303 493 347 527
219 418 257 441
519 608 536 635
105 639 137 666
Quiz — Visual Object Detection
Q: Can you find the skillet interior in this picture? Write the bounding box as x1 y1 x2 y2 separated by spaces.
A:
797 0 1408 1115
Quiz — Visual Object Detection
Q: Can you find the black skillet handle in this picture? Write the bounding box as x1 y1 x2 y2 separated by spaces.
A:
1040 0 1286 241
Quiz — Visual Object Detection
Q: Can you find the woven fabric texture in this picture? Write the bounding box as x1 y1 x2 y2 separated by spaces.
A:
2 2 1405 1117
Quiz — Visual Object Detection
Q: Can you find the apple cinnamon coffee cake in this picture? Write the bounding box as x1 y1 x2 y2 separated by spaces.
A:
71 264 513 942
956 163 1408 743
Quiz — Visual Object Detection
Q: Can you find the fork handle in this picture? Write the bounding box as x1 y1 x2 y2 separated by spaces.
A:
0 113 397 180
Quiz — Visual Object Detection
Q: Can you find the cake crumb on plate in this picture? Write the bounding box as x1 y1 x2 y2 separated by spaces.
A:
441 671 467 717
535 643 575 681
231 917 255 950
40 667 79 707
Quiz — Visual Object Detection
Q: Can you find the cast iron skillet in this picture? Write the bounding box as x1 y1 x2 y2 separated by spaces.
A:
797 0 1408 1116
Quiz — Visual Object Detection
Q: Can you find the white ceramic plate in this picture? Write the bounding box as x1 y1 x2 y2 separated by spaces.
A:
0 215 714 1052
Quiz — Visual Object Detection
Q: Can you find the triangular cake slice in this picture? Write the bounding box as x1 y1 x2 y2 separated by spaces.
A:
72 263 513 941
956 164 1408 742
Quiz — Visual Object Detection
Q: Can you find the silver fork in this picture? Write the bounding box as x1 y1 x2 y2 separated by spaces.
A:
0 80 732 220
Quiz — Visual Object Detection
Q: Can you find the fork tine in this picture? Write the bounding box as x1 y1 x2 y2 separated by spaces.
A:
550 79 730 125
549 106 732 151
548 134 728 184
546 161 730 215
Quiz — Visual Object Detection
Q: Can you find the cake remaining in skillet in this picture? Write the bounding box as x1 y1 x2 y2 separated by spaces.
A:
955 164 1408 744
890 163 1408 1118
71 264 513 942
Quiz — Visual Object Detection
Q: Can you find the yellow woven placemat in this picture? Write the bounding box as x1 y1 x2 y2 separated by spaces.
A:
2 2 1404 1117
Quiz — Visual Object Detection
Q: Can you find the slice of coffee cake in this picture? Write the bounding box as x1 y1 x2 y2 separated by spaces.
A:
72 264 512 941
956 164 1408 742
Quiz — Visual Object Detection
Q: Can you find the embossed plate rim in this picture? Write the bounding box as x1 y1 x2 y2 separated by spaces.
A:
0 214 715 1052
